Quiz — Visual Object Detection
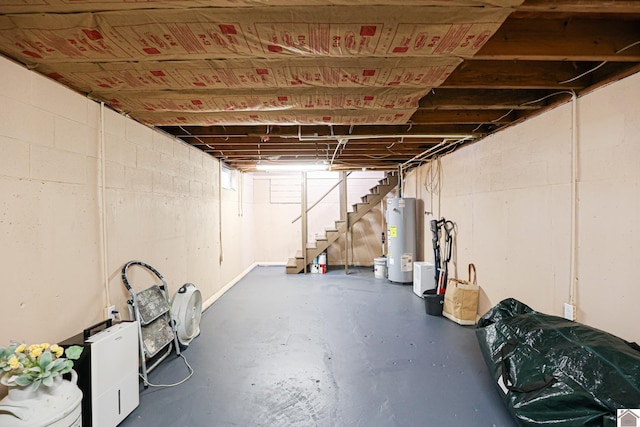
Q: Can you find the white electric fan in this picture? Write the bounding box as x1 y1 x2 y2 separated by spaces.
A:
171 283 203 348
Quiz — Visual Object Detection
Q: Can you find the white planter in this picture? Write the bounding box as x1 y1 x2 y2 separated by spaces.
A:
0 371 82 427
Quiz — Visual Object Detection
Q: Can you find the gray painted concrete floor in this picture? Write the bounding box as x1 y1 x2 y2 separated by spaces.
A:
120 266 515 427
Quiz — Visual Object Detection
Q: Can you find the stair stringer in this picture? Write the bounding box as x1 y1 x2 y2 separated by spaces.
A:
286 172 398 274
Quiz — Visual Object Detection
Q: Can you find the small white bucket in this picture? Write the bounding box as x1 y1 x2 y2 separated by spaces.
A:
374 257 387 279
318 252 327 274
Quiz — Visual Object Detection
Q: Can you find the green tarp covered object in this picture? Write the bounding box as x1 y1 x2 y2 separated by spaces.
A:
476 298 640 427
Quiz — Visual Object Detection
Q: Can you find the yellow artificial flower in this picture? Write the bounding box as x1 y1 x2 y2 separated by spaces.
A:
1 342 83 391
8 356 20 370
50 344 64 358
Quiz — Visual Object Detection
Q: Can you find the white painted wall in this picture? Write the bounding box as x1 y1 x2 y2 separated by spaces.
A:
220 170 255 284
252 170 387 265
404 71 640 343
0 56 255 382
252 171 304 262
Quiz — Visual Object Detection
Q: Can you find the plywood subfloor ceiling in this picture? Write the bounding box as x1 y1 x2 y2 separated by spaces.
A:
1 0 639 171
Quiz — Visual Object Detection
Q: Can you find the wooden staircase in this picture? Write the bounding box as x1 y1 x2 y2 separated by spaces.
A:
286 172 398 274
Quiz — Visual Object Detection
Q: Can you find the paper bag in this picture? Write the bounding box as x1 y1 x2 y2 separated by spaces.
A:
442 263 479 325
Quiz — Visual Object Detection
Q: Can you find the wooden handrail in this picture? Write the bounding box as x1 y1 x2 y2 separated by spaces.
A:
291 172 352 223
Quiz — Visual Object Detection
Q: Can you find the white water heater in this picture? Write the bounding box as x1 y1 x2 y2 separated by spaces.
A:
386 197 416 283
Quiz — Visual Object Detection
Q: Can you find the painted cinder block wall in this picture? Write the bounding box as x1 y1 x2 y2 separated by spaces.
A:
403 71 640 344
0 56 255 377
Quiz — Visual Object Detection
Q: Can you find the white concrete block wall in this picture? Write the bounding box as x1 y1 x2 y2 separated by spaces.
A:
252 174 303 263
0 56 255 375
574 75 640 340
417 107 575 319
406 71 640 343
55 116 96 156
0 57 102 351
31 145 89 184
105 131 136 168
239 172 256 269
0 91 56 147
0 135 29 177
104 115 235 315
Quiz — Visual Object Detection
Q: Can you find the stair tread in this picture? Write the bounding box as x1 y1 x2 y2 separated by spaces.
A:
287 173 397 274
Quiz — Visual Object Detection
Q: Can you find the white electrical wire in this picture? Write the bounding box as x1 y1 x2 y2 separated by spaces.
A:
558 62 609 85
521 91 575 106
423 157 441 195
363 153 393 159
558 39 640 85
139 353 195 388
472 109 515 133
423 157 443 217
330 138 347 168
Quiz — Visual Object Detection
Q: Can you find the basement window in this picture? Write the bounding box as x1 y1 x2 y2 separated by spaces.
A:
221 165 237 190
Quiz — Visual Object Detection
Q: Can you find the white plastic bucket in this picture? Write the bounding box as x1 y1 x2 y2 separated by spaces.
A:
374 257 387 279
318 252 327 265
318 252 327 274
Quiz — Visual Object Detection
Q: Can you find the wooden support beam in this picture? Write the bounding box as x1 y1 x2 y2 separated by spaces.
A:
188 138 443 147
341 171 348 274
410 109 516 124
172 124 486 138
200 151 432 158
301 172 308 274
519 0 640 14
477 17 640 61
440 60 628 89
418 88 558 110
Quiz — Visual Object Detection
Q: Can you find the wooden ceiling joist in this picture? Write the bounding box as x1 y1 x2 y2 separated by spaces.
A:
418 88 566 110
169 124 487 139
477 16 640 62
518 0 640 14
441 60 608 89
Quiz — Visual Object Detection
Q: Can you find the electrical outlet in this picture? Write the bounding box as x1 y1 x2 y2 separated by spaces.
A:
564 303 576 321
105 305 116 320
